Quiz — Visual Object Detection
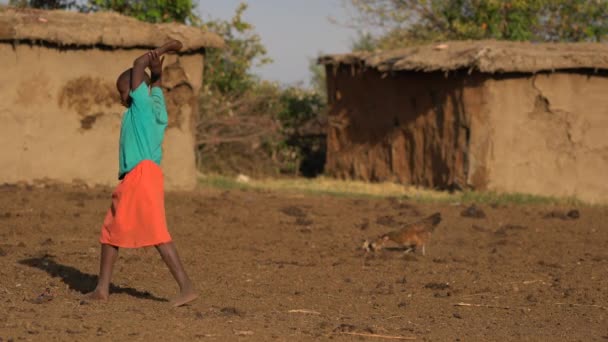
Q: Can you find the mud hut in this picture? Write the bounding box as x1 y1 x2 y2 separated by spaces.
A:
319 40 608 203
0 8 223 190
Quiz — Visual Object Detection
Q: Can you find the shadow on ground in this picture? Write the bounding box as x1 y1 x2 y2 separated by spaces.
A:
18 255 167 302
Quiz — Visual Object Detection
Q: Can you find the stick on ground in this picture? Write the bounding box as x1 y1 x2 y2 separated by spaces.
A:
555 302 607 310
338 332 416 340
288 309 321 315
454 302 510 310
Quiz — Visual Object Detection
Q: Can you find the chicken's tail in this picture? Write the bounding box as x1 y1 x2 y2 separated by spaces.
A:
421 212 442 232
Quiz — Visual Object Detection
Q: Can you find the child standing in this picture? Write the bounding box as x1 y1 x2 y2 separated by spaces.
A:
87 40 198 307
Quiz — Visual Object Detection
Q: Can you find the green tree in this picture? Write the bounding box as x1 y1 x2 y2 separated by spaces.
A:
87 0 197 24
351 30 377 52
202 2 272 96
345 0 608 49
308 57 327 100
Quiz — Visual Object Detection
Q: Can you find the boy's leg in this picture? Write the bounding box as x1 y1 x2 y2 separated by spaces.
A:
155 242 198 307
87 244 119 300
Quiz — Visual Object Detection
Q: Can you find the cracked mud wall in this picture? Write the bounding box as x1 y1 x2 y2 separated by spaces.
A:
326 64 608 203
325 66 481 189
479 72 608 203
0 44 202 190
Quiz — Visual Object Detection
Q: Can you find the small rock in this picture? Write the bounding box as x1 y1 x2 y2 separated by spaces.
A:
544 209 580 220
567 209 580 219
236 174 251 183
461 205 486 219
453 313 463 319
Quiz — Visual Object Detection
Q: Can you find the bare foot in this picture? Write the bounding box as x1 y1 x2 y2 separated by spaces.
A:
170 289 198 307
85 289 109 301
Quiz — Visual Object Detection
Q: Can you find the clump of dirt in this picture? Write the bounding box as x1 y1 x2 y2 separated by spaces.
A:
220 307 243 317
544 209 580 220
424 282 450 290
494 224 528 236
461 205 486 218
280 206 307 218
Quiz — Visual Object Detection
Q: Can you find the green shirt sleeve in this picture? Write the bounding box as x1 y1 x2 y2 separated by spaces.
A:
150 86 169 125
129 82 150 109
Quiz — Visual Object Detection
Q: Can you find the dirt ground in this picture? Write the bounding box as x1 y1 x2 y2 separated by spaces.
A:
0 184 607 341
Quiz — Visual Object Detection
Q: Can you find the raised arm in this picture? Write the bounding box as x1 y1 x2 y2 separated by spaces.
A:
131 39 183 91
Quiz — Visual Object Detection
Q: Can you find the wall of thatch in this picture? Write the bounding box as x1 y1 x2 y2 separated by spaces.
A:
325 65 608 203
0 43 202 190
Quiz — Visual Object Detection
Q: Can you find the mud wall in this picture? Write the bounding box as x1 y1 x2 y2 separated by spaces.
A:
325 66 483 189
326 65 608 203
476 72 608 203
0 44 202 190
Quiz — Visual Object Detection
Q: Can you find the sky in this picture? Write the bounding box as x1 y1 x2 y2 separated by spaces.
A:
199 0 354 86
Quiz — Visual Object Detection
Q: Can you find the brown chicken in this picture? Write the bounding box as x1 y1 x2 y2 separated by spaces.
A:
363 213 442 256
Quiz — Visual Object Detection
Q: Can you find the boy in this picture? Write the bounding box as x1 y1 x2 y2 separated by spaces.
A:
87 40 198 307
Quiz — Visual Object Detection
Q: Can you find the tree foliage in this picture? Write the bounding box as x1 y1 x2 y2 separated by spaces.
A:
202 3 272 96
9 0 197 23
346 0 608 49
87 0 197 24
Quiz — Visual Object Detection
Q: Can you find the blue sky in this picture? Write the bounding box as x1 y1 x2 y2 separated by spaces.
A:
198 0 354 86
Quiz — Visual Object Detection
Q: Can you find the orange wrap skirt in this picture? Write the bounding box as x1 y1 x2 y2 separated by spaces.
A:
100 160 172 248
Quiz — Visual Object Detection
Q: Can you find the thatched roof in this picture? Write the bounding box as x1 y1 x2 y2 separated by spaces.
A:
0 7 224 51
319 40 608 74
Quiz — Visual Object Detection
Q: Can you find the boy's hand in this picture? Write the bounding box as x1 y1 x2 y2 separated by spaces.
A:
164 39 183 53
130 39 182 91
154 40 183 56
149 50 164 76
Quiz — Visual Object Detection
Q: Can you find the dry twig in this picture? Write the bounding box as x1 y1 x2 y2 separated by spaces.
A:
453 302 510 310
288 309 321 315
338 332 416 340
555 302 607 310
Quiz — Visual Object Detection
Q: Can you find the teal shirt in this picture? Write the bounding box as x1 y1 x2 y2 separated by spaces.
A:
118 82 168 179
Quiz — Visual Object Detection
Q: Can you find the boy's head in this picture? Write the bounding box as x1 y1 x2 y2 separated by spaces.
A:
116 69 150 107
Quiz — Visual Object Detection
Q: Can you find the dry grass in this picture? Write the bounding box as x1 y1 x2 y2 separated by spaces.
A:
198 174 586 206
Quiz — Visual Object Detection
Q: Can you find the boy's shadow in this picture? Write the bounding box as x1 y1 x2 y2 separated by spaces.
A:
19 254 167 302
